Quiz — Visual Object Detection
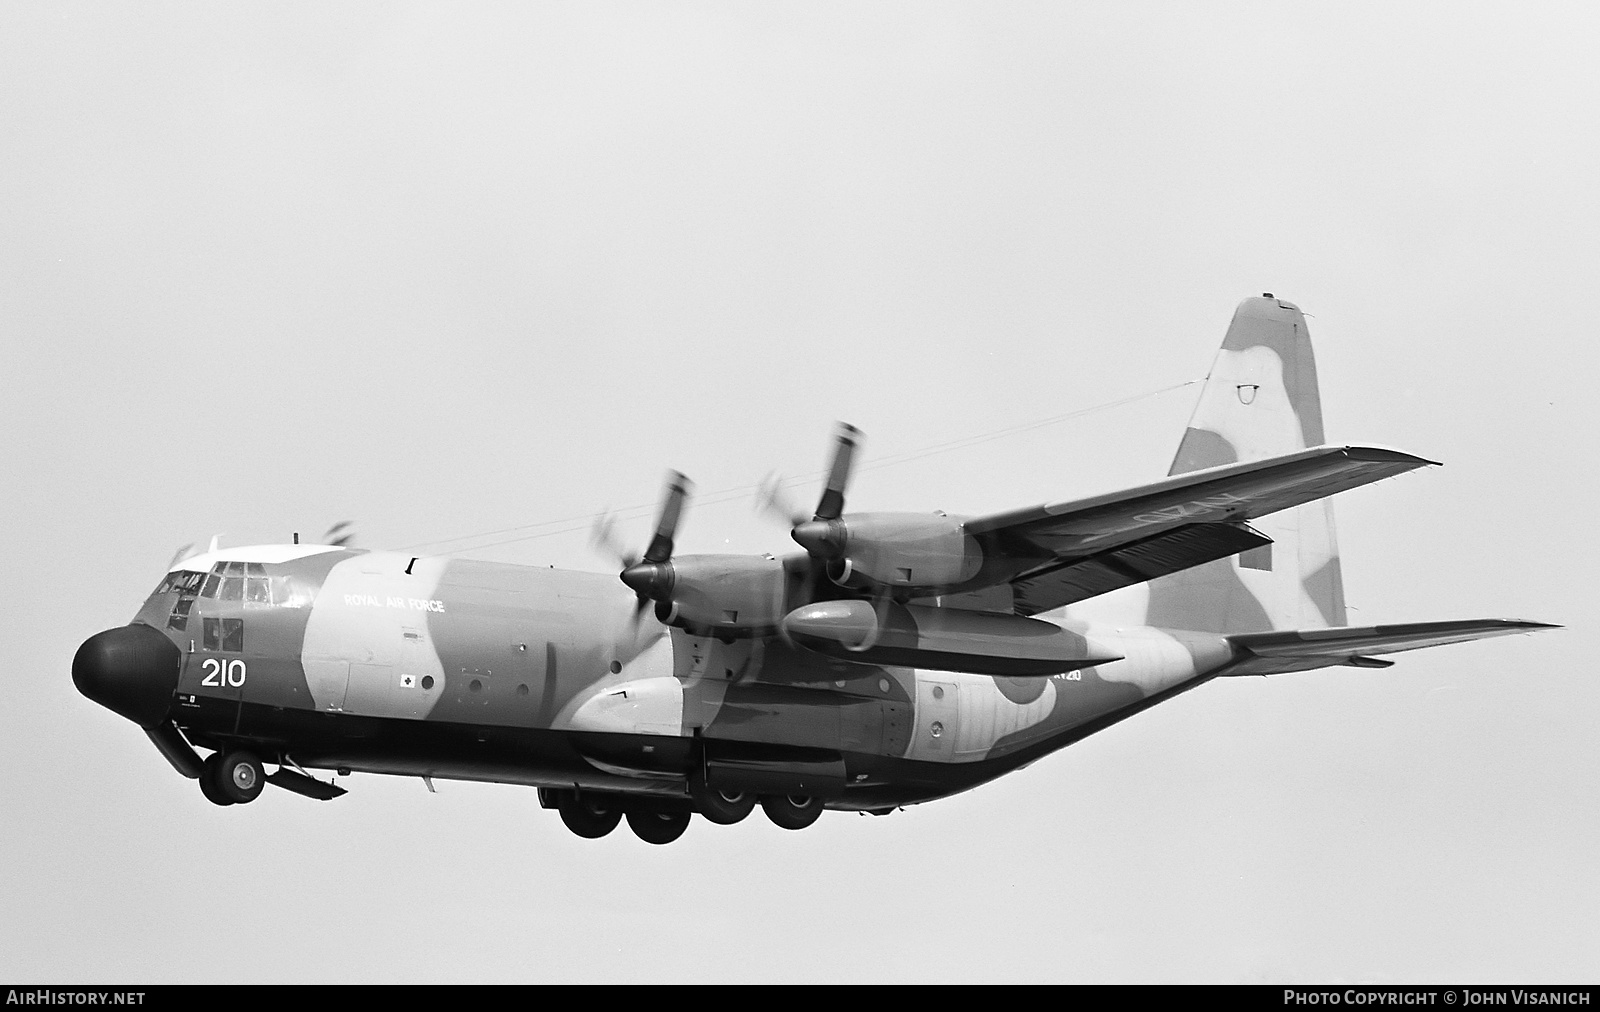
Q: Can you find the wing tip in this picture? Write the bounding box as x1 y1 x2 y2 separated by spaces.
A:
1499 619 1563 632
1335 444 1443 468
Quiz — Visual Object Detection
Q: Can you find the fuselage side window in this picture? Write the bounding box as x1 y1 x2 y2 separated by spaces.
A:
202 617 245 653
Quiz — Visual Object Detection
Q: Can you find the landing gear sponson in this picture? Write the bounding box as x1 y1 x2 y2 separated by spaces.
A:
163 728 843 842
170 739 828 842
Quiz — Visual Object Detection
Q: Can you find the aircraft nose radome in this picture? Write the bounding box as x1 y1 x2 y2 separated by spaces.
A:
72 625 182 728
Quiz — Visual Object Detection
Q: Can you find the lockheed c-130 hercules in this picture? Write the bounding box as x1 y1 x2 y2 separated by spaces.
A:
74 295 1554 844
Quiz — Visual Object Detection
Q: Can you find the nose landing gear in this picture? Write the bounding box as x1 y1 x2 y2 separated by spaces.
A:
198 750 265 806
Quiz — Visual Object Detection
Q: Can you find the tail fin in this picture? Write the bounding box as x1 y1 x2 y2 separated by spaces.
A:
1146 295 1347 634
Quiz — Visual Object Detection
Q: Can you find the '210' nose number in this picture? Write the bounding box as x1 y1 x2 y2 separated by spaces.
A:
201 658 247 688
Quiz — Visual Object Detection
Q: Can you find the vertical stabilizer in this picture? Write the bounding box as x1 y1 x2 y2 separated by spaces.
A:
1146 296 1347 634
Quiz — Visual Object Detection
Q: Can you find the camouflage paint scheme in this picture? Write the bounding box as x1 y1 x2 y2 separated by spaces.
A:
80 296 1554 831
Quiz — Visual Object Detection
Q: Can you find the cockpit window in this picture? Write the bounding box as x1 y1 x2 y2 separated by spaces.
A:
157 571 205 596
199 561 274 605
160 570 206 631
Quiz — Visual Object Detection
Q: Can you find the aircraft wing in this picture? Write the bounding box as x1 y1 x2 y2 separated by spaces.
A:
1221 619 1560 675
963 446 1433 616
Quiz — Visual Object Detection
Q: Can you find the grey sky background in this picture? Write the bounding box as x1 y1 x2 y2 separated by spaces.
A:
2 2 1594 983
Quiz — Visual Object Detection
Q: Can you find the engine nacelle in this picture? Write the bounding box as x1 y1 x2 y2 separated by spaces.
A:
793 512 982 592
648 554 789 639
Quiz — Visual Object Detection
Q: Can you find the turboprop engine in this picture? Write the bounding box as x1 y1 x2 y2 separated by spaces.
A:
610 424 1013 642
763 423 996 597
790 511 981 591
622 553 792 639
602 473 797 640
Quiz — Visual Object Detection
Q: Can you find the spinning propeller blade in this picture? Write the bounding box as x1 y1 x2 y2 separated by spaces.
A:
590 512 638 569
788 422 861 558
642 471 691 565
754 423 864 556
756 472 809 528
812 422 860 522
617 471 694 620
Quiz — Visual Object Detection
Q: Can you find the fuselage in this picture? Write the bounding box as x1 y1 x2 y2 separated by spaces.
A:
82 543 1237 810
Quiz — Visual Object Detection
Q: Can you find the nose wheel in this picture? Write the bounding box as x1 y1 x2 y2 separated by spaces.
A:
199 750 265 806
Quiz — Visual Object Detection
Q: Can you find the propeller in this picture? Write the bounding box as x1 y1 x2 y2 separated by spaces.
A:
590 512 638 570
756 472 809 528
812 422 860 522
755 422 863 531
789 422 860 559
616 471 693 618
322 521 356 547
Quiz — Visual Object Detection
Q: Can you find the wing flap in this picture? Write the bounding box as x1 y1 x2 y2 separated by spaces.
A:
1222 619 1559 676
1010 522 1270 616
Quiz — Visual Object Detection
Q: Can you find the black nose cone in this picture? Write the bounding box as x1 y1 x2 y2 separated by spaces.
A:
73 624 182 728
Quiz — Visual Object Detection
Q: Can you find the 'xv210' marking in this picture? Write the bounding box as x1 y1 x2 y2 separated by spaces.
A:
1132 492 1251 525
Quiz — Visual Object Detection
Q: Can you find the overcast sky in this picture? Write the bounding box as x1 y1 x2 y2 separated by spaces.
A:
2 2 1594 983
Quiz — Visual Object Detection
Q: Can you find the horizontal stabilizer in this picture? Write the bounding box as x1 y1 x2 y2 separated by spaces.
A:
1223 619 1559 675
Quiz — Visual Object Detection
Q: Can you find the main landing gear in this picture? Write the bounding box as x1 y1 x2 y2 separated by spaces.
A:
556 793 623 839
540 786 828 844
688 771 757 826
198 749 265 806
626 810 690 845
759 794 824 830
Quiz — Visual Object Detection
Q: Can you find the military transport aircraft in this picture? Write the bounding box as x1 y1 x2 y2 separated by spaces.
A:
73 296 1555 844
